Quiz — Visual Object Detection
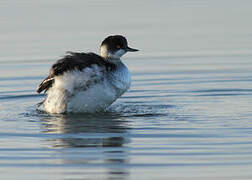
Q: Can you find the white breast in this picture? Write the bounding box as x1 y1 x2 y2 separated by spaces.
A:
108 62 131 97
42 62 131 113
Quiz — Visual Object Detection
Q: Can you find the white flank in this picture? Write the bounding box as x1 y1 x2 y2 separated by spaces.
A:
42 62 131 113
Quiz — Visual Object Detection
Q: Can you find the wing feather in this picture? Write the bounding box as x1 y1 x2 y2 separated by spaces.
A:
36 52 115 93
37 76 54 93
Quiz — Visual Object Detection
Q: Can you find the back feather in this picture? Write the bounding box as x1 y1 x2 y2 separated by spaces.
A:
36 51 116 94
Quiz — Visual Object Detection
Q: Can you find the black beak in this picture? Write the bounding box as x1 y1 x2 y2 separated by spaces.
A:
125 46 139 52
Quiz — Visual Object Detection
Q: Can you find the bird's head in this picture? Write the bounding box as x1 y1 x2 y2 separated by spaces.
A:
100 35 139 61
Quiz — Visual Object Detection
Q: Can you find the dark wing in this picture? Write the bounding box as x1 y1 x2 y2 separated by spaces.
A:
37 52 116 94
37 75 54 93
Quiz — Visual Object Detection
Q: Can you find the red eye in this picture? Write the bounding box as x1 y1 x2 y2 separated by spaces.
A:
116 45 120 49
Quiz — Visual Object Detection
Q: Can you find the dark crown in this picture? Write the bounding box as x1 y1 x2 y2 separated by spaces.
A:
101 35 128 52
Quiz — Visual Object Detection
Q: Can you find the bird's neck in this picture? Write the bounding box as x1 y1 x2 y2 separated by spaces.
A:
100 48 121 64
105 57 122 65
100 45 121 63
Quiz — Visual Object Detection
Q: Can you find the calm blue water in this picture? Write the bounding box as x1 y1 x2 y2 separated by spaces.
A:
1 1 252 179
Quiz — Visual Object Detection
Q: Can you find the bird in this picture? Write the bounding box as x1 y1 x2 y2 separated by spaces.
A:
37 35 139 113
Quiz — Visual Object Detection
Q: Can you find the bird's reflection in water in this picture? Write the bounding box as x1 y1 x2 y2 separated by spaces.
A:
40 112 131 179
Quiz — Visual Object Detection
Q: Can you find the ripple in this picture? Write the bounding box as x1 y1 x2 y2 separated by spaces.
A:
0 76 43 82
0 94 43 100
191 88 252 93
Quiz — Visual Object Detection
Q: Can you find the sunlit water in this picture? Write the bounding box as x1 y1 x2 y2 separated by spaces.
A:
1 1 252 180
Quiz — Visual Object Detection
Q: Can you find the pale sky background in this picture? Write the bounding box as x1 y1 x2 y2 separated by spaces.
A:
1 0 252 62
